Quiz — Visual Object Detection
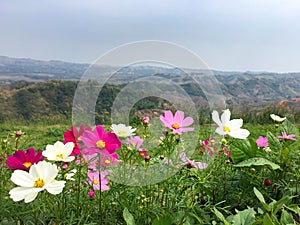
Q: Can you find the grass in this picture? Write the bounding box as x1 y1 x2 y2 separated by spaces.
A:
0 117 300 224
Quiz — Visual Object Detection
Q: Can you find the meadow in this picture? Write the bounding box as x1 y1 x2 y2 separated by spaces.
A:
0 110 299 225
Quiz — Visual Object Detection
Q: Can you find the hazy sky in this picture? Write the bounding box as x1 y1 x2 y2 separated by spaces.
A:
1 0 300 72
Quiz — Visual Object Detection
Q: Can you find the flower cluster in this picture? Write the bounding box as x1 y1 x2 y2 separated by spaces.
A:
5 109 297 207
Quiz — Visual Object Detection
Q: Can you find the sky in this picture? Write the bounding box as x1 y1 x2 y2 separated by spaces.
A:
1 0 300 72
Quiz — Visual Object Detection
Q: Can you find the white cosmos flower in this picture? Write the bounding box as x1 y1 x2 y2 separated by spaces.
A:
9 161 65 203
270 114 286 122
43 141 75 162
212 109 250 139
110 124 136 137
64 169 77 181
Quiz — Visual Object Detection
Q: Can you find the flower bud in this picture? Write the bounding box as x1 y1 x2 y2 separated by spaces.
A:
15 130 24 137
142 116 150 126
264 178 272 186
88 190 95 198
144 155 151 162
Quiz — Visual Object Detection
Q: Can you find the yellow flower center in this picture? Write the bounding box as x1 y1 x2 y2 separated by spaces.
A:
23 162 32 168
34 178 45 188
77 137 81 141
223 126 231 132
93 179 99 185
172 123 180 129
96 140 106 149
104 159 111 164
117 130 127 136
56 154 64 159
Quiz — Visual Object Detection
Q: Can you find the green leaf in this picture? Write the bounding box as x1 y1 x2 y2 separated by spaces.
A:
213 208 230 225
271 195 292 214
280 210 294 224
152 214 173 225
123 208 136 225
281 120 299 138
266 132 282 152
286 204 300 215
263 214 275 225
230 139 257 163
231 208 256 225
234 158 280 170
253 187 271 211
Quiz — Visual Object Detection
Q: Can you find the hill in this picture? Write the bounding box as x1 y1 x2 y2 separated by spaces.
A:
0 56 299 124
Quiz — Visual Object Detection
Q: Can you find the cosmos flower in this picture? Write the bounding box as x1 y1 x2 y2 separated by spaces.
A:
42 141 75 162
87 170 109 192
276 132 297 141
63 124 92 155
64 169 77 181
81 125 122 155
160 110 194 135
270 114 286 123
212 109 250 139
180 152 208 169
138 149 147 158
87 153 119 170
126 136 143 149
110 124 136 138
6 148 45 171
256 136 269 147
9 161 65 203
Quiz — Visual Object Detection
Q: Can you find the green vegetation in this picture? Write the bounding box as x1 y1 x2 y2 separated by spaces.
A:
0 112 299 224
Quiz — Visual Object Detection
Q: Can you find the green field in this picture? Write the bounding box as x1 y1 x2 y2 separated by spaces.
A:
1 113 300 225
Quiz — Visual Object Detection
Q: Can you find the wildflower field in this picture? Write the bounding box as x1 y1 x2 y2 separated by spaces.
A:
0 110 300 225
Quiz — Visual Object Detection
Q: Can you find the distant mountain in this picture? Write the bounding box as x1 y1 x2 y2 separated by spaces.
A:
0 56 299 119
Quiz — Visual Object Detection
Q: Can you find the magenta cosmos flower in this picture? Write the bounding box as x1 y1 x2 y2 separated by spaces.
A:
277 132 297 141
256 136 269 147
160 110 194 134
6 148 45 171
80 125 122 155
87 170 109 191
63 124 92 155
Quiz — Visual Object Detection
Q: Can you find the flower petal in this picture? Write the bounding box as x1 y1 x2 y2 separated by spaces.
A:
182 116 194 127
9 187 35 202
11 170 34 187
228 119 243 130
221 109 231 125
174 111 184 124
215 127 225 136
212 110 222 128
24 191 39 203
46 181 66 195
230 129 250 139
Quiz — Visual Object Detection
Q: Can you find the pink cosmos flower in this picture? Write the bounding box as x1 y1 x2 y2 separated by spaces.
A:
86 153 119 170
276 132 297 141
87 170 110 191
63 124 92 155
126 136 143 149
160 110 194 134
180 152 208 169
256 136 269 147
6 148 45 171
80 125 122 155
